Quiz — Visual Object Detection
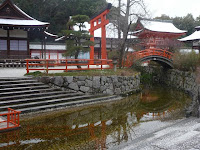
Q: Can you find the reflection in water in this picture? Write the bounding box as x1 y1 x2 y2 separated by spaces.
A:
0 85 191 149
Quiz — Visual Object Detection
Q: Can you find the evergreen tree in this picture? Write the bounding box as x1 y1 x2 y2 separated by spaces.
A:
12 0 107 34
62 15 93 67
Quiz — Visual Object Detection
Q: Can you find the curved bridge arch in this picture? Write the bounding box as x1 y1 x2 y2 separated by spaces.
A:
127 48 174 68
139 55 173 68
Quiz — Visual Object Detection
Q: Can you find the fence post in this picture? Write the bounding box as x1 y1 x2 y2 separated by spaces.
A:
7 112 10 128
18 113 20 126
14 113 16 125
88 60 90 70
46 60 49 74
65 60 68 72
26 60 29 74
101 60 103 70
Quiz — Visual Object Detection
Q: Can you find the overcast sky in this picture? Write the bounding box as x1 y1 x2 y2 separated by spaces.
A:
107 0 200 19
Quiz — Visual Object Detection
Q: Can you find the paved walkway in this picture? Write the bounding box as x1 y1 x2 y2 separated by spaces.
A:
113 117 200 150
0 68 26 77
0 65 110 77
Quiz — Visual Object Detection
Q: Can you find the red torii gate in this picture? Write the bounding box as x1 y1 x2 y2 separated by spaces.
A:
89 3 112 63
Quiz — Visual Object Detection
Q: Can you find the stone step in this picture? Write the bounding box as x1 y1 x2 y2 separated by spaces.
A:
17 95 120 113
0 88 56 97
0 92 84 106
0 85 49 93
0 90 69 101
0 82 45 88
0 95 98 111
0 77 121 114
0 79 38 84
0 77 32 81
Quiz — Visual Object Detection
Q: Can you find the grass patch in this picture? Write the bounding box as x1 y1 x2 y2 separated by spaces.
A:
25 68 138 77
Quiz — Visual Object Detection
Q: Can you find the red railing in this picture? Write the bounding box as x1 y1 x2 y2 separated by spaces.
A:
0 108 21 131
25 59 113 74
125 48 173 67
135 48 173 60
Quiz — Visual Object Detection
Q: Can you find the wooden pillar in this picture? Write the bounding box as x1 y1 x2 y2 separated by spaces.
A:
7 30 10 59
90 21 94 64
101 15 107 60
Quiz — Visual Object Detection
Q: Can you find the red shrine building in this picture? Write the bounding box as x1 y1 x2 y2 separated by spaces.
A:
133 18 186 50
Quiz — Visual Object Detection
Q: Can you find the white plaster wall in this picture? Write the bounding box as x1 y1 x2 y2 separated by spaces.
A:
10 29 27 38
0 29 7 37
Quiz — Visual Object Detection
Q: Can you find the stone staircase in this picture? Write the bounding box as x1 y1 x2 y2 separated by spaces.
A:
0 77 120 114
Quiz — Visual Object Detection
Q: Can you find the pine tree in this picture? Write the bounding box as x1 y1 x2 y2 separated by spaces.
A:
62 15 93 68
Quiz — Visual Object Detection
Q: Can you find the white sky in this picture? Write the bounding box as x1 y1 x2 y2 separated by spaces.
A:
107 0 200 19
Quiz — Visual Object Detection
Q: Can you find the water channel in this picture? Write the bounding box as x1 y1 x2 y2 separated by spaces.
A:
0 85 191 150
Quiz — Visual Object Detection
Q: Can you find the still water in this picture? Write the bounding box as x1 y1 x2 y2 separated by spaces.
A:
0 85 191 150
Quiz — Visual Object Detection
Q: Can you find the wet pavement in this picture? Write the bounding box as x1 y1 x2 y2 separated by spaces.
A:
117 117 200 150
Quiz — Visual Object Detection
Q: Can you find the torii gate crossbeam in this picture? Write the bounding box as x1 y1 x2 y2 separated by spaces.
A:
89 3 112 63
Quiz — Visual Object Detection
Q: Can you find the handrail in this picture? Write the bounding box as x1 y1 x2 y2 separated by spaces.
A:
125 48 173 67
0 108 21 131
25 59 113 74
134 48 173 60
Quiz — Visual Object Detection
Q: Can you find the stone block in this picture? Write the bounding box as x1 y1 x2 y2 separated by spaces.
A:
54 76 64 87
86 79 93 87
100 86 106 92
68 82 79 91
78 76 86 81
77 81 86 86
114 88 121 94
64 76 73 83
106 89 114 95
93 76 100 88
80 86 90 92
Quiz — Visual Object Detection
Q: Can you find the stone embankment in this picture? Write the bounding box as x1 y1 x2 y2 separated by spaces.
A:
162 69 199 117
143 66 200 117
36 74 140 95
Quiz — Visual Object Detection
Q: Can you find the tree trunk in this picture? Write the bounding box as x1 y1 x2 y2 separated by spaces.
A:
119 0 130 68
75 50 81 69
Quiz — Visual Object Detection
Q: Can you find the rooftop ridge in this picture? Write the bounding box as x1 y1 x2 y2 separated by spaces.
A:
140 18 173 23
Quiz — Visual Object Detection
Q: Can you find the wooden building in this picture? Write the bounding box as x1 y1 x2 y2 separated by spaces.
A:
179 26 200 52
0 0 49 59
133 18 186 50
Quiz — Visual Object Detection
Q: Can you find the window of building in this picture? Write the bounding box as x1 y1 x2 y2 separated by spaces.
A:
10 40 27 51
0 40 7 50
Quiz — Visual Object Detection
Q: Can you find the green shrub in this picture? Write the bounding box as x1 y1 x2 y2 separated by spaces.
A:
173 51 200 72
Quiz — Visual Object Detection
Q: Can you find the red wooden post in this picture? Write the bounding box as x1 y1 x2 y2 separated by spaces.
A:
26 60 29 74
88 60 90 70
14 113 16 124
90 22 94 65
7 113 10 128
101 15 107 60
46 60 49 74
65 60 68 72
101 60 103 70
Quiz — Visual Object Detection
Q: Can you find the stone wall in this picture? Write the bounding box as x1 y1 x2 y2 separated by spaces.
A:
162 69 199 117
36 74 140 95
